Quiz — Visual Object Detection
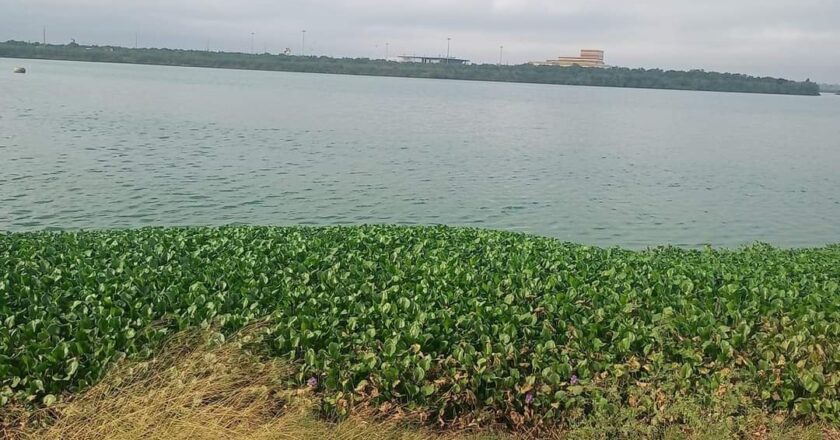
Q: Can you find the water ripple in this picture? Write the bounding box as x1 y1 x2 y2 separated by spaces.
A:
1 59 839 248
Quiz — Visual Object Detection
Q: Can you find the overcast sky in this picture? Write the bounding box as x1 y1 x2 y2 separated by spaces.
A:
2 0 838 83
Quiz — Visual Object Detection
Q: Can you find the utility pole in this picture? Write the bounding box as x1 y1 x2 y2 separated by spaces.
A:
135 33 138 49
301 30 306 56
43 26 46 45
499 45 504 66
250 32 255 54
385 42 389 60
446 37 451 63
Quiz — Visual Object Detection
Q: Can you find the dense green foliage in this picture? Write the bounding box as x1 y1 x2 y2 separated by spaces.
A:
2 226 839 425
1 40 820 96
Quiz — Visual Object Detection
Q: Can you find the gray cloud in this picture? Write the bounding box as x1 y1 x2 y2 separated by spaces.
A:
1 0 837 82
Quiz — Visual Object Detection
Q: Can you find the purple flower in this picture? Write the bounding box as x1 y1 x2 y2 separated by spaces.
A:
307 376 318 388
525 392 534 404
570 375 579 385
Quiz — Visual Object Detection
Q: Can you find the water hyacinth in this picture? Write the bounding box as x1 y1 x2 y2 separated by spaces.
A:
1 225 839 425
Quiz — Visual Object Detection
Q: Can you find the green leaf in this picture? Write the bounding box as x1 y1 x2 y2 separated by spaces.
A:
354 380 368 392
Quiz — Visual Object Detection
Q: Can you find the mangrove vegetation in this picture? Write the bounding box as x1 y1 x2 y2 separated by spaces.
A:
0 41 821 96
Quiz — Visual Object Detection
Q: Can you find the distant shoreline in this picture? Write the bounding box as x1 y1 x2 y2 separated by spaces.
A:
1 41 821 96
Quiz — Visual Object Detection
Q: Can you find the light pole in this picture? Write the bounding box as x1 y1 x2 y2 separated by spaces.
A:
446 37 451 63
250 32 255 54
385 42 389 60
301 30 306 56
499 45 504 66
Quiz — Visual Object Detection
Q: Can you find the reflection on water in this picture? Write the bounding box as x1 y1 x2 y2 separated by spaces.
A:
1 58 839 248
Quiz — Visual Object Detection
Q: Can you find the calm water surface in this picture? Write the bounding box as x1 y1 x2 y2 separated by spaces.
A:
1 58 839 248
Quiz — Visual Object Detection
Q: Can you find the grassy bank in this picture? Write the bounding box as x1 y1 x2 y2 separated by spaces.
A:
2 226 839 433
8 329 837 439
0 41 821 96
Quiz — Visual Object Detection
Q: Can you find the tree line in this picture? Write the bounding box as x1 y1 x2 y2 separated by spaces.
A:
1 41 820 96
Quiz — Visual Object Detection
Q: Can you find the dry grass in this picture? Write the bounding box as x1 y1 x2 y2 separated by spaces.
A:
11 329 461 440
4 328 838 440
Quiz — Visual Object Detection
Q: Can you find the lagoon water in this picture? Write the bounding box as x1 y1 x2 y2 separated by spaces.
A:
1 58 839 248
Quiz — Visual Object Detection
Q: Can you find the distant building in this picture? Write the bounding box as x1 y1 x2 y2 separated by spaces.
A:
397 55 469 65
532 49 606 68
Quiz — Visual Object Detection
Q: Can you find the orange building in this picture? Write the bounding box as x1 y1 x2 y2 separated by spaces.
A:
532 49 606 68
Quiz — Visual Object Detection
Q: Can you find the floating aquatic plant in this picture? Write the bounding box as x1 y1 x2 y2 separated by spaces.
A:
1 226 839 424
